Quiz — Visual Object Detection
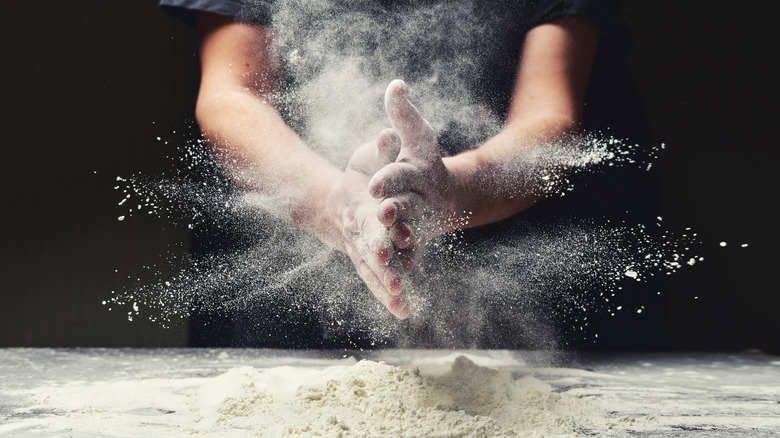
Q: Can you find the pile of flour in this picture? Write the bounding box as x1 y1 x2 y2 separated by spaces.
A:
187 356 605 437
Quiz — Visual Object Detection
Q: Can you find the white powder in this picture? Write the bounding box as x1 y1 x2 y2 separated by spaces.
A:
187 356 606 437
13 351 780 437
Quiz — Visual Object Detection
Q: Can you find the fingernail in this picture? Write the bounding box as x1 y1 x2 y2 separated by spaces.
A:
368 179 381 198
387 203 397 222
391 79 407 96
390 295 410 319
371 179 386 198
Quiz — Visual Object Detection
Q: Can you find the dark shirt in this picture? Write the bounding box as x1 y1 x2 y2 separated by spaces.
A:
160 0 659 349
160 0 639 148
160 0 625 33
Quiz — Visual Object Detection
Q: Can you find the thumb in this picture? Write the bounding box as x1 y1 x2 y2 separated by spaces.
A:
384 79 438 161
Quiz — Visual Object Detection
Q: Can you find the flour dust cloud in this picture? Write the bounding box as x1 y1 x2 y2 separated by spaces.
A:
109 1 716 348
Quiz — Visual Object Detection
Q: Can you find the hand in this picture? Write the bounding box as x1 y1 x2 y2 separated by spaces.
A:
342 129 411 319
368 80 458 271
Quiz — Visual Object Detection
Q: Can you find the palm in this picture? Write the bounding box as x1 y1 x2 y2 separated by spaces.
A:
341 132 410 319
368 80 454 267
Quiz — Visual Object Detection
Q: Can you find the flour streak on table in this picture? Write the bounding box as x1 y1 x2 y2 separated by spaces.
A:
0 349 778 437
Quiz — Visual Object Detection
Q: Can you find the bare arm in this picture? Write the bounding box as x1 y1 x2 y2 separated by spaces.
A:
195 13 345 250
445 15 599 228
195 13 410 317
370 16 599 260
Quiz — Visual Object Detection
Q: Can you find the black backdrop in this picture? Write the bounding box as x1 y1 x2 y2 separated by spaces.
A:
1 1 777 353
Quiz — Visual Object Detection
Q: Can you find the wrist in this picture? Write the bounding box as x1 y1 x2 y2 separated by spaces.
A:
439 154 481 235
287 169 347 253
318 173 348 253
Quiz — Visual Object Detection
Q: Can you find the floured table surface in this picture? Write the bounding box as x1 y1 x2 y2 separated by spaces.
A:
1 348 778 437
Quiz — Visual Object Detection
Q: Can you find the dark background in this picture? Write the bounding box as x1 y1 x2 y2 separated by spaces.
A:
1 1 777 352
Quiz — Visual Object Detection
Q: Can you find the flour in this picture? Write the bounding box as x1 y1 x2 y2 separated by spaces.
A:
187 356 607 437
6 350 780 438
10 356 614 437
107 0 739 349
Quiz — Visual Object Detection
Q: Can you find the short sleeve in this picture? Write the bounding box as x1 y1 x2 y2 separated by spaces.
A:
526 0 630 56
527 0 628 40
159 0 272 27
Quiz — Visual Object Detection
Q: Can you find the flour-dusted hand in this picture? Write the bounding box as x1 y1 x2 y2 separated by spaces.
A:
342 129 411 319
368 80 459 271
195 13 599 325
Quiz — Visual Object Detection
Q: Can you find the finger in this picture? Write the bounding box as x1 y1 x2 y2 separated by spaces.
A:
399 252 415 273
398 245 423 273
376 198 398 227
374 245 407 296
368 162 424 198
378 249 407 296
359 261 409 319
347 248 391 303
384 79 438 161
387 293 410 319
375 128 401 166
356 260 389 298
346 242 402 310
350 235 412 319
389 221 414 249
376 194 423 227
372 233 396 266
365 243 408 303
358 223 408 296
346 129 401 176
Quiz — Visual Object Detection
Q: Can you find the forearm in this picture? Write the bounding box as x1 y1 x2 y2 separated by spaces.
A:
196 86 346 251
193 13 414 315
442 115 579 233
439 15 598 234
